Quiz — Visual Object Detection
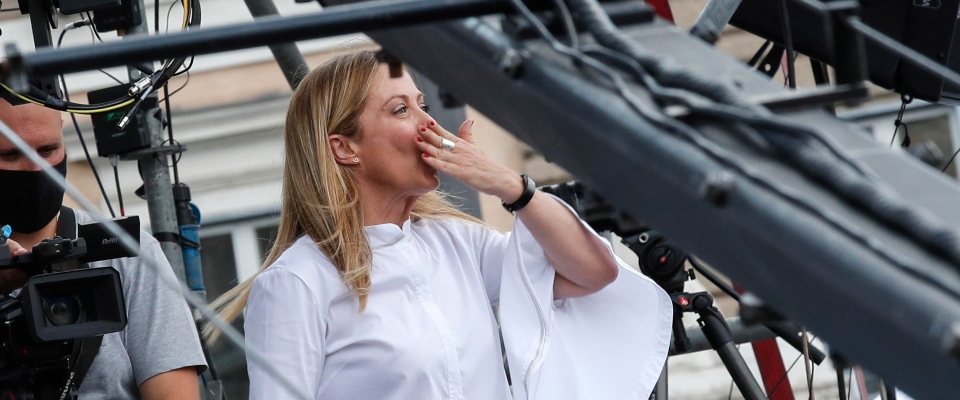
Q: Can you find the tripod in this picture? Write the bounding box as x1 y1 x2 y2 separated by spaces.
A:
623 231 833 400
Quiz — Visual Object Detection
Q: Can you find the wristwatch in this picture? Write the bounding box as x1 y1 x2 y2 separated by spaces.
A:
502 174 536 213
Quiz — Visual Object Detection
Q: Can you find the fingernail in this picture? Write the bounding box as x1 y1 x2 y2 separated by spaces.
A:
422 153 429 158
16 249 27 256
416 137 423 142
429 120 435 127
419 126 427 132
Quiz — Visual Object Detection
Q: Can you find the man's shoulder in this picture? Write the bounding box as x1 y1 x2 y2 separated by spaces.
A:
69 207 100 224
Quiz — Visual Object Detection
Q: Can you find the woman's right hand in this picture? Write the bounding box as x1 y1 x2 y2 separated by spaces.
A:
416 119 525 203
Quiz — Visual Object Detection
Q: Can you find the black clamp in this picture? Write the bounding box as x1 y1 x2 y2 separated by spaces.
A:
153 231 200 250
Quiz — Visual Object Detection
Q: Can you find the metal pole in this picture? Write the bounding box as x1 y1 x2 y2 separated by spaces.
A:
126 0 187 284
242 0 308 89
669 316 779 356
689 0 743 44
18 0 519 77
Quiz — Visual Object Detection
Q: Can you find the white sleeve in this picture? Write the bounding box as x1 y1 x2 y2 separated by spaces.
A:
499 194 673 400
476 227 511 306
245 267 325 400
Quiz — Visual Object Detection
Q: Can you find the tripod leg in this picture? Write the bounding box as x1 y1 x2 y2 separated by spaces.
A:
714 340 768 400
836 367 847 400
697 302 767 400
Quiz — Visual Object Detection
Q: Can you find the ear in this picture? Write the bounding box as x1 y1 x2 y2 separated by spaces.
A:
328 134 359 165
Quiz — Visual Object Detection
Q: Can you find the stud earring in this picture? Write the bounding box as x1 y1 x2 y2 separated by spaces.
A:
353 157 360 163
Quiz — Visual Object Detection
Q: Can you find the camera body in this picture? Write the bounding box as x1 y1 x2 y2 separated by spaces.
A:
0 214 138 400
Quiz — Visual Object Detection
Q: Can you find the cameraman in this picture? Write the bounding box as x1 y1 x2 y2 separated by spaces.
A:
0 98 207 399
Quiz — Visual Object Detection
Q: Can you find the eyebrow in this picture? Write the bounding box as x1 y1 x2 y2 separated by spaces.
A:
380 93 425 110
0 143 61 157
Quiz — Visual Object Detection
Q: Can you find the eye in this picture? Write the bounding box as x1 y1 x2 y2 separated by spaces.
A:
0 150 20 161
420 104 430 113
393 104 408 115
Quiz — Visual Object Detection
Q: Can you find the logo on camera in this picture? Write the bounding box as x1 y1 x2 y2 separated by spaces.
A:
914 0 941 9
101 237 119 245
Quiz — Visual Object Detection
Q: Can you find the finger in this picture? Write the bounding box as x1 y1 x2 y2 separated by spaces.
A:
459 119 476 144
428 120 459 141
416 136 441 159
418 125 444 149
6 239 27 257
420 149 458 172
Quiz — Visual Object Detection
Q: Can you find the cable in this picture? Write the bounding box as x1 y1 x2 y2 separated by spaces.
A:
85 12 105 44
57 20 117 218
549 0 578 48
162 84 180 184
941 147 960 173
0 83 136 114
110 155 125 216
890 95 911 148
767 334 819 397
118 0 199 128
688 256 741 302
777 0 796 89
81 19 127 85
4 0 201 117
60 78 117 219
159 71 190 102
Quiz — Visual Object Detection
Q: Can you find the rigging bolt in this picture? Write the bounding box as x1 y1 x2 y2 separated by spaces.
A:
701 172 735 207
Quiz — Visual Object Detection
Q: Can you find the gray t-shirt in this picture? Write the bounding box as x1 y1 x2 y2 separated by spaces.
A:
74 209 207 399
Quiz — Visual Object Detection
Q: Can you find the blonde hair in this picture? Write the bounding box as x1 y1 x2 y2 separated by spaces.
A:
205 50 481 342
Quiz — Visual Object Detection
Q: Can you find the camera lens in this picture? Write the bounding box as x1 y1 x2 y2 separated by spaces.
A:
43 295 83 326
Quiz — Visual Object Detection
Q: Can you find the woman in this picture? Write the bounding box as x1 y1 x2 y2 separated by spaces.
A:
210 50 669 400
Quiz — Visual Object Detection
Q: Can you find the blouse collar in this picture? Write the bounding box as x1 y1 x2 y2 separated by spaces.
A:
365 219 412 250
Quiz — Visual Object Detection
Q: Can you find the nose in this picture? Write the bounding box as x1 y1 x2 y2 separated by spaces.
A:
415 106 433 124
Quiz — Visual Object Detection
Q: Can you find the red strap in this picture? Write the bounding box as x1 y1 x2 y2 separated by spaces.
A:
644 0 675 23
752 339 796 400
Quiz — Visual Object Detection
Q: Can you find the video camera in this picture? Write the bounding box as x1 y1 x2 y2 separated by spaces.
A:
0 213 138 400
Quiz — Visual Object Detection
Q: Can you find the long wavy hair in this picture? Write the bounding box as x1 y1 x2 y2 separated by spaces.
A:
206 50 481 341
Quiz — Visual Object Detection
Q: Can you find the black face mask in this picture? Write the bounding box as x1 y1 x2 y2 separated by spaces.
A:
0 157 67 234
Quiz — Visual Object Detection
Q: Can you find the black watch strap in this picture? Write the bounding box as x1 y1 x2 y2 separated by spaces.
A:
502 174 536 213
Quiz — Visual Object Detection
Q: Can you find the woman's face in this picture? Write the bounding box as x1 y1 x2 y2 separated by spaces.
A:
351 66 439 197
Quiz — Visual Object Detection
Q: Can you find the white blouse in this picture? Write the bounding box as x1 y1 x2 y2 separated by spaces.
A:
245 196 672 400
245 217 513 400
